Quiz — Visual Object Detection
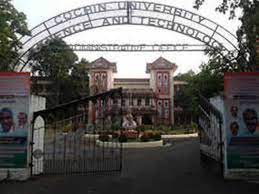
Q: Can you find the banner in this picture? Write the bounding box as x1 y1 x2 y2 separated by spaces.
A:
0 72 30 168
224 72 259 169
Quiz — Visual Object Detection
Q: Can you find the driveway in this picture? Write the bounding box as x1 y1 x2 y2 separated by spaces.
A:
1 137 258 194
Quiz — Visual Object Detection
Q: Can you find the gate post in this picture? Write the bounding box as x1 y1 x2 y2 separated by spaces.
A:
119 88 123 171
29 116 36 176
219 118 224 176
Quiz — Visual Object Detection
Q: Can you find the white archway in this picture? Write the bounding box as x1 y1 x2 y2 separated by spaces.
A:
16 1 238 71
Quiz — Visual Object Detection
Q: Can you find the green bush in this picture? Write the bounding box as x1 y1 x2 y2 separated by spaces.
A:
62 123 72 133
140 133 149 142
118 134 128 142
112 131 120 139
99 134 109 142
152 131 162 141
136 125 155 132
169 126 176 131
111 116 121 131
191 122 198 132
156 125 172 133
139 130 162 141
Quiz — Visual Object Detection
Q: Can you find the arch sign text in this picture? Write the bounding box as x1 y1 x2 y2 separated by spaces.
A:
17 1 238 71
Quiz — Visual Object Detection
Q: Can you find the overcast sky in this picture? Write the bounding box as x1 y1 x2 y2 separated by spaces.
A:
13 0 241 78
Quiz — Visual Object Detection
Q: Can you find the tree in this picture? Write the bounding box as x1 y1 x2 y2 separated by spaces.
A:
174 62 223 114
29 39 91 106
194 0 259 71
28 38 78 79
0 0 30 71
174 70 196 112
194 0 256 19
236 1 259 69
65 58 90 100
177 1 258 116
28 38 79 105
174 70 195 81
54 59 90 104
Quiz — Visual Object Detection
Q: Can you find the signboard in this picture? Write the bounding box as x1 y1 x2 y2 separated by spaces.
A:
224 72 259 170
0 72 30 168
67 44 209 52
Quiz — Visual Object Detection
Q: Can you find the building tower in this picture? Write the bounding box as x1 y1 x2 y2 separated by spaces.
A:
88 57 117 124
146 57 177 125
89 57 117 95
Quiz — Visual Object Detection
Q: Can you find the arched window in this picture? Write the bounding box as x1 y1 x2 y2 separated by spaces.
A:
157 73 163 93
101 72 107 90
156 72 170 94
157 100 163 117
163 73 169 94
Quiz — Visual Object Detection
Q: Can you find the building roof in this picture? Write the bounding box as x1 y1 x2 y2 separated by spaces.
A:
89 57 117 72
114 78 150 89
123 88 154 94
114 78 187 85
146 57 177 73
122 88 155 98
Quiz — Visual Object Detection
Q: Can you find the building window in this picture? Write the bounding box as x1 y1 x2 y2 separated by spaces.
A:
164 110 169 119
145 98 150 106
101 73 107 90
130 98 134 106
102 73 106 80
157 73 163 93
163 74 169 94
95 74 99 81
164 100 170 120
158 73 162 88
137 99 142 106
157 100 163 117
113 99 118 105
122 99 125 106
164 100 169 108
156 72 170 94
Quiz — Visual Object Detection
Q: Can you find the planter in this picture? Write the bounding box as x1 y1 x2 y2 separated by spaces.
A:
96 140 163 148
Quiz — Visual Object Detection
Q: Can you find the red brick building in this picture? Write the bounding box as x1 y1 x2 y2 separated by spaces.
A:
89 57 187 126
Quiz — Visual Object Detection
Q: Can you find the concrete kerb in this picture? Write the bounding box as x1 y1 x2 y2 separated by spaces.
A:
88 133 198 149
85 133 198 139
96 140 164 148
161 133 198 139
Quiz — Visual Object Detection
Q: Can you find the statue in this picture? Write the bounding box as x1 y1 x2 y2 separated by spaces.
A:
122 113 137 130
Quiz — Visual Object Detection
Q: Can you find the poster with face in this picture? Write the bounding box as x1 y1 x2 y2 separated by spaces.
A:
0 73 30 168
225 100 259 139
224 72 259 170
0 99 29 136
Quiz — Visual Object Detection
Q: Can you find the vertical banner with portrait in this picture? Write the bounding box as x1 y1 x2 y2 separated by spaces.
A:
224 72 259 170
0 73 30 168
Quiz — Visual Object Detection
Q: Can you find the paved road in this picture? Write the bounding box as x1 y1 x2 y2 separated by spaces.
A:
1 138 258 194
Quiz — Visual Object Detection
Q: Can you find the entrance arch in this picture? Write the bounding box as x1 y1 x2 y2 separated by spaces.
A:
16 1 238 71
